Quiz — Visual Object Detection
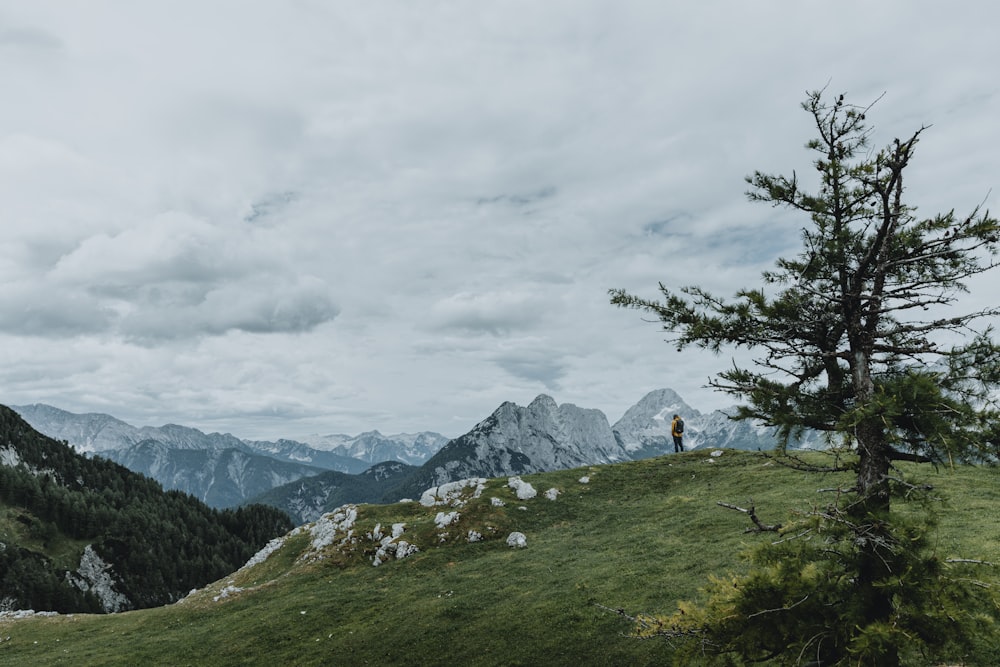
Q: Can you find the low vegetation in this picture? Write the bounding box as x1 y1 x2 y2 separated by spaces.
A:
3 450 997 666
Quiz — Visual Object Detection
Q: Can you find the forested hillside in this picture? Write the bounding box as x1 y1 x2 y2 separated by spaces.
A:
249 460 418 524
0 405 293 613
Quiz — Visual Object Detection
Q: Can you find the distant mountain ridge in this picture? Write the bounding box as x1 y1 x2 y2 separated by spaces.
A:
13 390 820 522
287 430 449 466
11 404 449 509
11 404 449 463
104 441 331 508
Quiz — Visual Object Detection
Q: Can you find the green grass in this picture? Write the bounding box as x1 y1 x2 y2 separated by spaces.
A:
2 450 997 666
0 507 90 571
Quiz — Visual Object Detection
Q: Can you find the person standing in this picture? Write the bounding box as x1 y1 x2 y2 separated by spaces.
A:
670 414 684 452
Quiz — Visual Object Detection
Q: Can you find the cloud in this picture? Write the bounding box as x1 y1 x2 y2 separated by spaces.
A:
0 24 62 54
244 191 299 224
429 290 556 336
118 275 339 342
7 210 341 342
1 1 998 439
0 134 112 237
492 344 569 390
0 282 111 337
476 186 558 208
53 212 232 287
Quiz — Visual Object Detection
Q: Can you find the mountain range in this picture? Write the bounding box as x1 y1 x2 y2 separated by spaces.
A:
11 403 450 509
9 389 820 523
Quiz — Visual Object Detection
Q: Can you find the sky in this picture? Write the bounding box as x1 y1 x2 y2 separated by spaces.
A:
2 1 999 440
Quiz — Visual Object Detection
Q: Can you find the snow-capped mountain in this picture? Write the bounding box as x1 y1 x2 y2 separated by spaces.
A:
611 388 695 457
611 388 777 456
294 430 451 466
239 438 369 473
611 388 831 455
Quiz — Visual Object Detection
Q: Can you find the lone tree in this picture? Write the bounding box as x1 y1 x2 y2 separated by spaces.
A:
610 89 1000 665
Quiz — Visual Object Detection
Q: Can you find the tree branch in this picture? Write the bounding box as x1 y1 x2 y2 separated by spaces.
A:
747 594 810 618
718 500 782 532
886 448 934 464
763 451 853 473
946 558 996 567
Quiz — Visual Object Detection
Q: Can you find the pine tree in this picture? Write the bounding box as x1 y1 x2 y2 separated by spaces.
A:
610 88 1000 665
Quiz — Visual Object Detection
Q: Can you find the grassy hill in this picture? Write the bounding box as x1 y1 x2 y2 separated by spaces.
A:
2 450 999 666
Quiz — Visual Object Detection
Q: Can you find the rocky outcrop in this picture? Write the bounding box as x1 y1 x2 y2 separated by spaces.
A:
65 545 130 613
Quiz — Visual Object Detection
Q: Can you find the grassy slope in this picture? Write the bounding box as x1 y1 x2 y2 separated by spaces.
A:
0 507 91 572
2 450 998 666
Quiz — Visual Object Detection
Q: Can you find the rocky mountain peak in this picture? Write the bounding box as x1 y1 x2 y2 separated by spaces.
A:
527 394 558 413
414 394 630 491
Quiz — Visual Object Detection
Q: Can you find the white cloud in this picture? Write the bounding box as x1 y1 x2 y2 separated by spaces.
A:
119 275 339 341
52 212 228 284
429 290 557 336
1 1 998 439
0 281 110 337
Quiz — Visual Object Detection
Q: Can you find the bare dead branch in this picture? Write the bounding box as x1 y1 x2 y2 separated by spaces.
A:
747 594 810 618
946 558 996 567
594 602 641 623
762 451 852 474
886 476 934 492
886 448 934 464
771 528 813 545
718 500 782 532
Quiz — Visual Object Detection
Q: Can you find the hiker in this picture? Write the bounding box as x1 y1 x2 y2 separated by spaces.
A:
671 414 684 452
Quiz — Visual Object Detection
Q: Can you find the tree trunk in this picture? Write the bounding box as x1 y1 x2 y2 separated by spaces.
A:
851 351 899 666
855 419 891 512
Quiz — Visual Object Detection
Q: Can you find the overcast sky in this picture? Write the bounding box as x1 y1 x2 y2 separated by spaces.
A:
2 1 998 440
